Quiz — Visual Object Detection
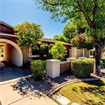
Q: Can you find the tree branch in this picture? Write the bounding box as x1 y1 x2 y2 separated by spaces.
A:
43 0 67 6
78 0 93 29
93 2 98 28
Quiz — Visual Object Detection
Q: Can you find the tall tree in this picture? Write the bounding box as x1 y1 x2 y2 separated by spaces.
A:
14 21 44 64
36 0 105 76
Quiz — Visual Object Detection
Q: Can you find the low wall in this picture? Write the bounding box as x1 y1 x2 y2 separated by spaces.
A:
60 61 70 74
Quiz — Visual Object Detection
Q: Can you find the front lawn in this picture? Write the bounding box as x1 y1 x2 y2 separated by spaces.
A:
51 79 105 105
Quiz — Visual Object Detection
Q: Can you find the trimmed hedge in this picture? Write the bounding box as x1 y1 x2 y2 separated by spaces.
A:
84 58 103 66
31 60 46 80
71 60 93 78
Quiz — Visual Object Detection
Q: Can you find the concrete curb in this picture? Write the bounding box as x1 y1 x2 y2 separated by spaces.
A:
47 77 105 97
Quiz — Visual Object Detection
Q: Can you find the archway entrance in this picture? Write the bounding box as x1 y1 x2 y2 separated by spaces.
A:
0 39 23 67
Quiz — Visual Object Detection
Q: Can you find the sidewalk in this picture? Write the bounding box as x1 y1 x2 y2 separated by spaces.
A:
0 62 57 105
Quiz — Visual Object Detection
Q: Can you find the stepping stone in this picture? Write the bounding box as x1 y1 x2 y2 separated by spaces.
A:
53 94 70 105
71 102 80 105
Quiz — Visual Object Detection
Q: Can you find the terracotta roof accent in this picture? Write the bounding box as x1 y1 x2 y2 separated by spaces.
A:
0 21 13 29
41 38 71 46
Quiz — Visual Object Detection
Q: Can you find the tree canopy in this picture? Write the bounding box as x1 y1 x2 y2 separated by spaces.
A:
53 35 67 42
38 0 105 37
14 21 44 49
62 19 88 43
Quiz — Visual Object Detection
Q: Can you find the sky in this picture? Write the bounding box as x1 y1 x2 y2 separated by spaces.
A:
0 0 67 39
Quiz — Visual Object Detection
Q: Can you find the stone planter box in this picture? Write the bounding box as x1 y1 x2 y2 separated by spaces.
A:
46 59 60 78
60 61 70 74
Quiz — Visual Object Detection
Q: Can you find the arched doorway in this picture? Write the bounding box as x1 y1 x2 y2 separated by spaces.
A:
0 38 23 67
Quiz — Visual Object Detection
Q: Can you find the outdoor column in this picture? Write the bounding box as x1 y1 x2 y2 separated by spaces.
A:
71 47 77 58
46 59 60 78
83 48 85 57
89 50 90 57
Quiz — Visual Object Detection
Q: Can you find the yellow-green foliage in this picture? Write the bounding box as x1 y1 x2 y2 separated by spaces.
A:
101 58 105 63
84 58 103 66
49 41 67 59
14 21 44 49
31 60 46 80
71 60 93 78
52 79 105 105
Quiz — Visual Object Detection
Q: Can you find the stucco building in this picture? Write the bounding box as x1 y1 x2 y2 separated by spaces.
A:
0 21 71 67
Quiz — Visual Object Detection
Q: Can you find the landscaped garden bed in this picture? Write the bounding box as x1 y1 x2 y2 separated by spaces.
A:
26 69 105 97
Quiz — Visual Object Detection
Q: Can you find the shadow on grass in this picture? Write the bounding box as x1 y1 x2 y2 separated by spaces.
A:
85 79 105 86
11 78 45 99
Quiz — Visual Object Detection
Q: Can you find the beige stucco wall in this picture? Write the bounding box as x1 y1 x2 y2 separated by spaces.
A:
69 47 90 58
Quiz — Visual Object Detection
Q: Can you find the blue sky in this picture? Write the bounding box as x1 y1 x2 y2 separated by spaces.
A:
0 0 67 39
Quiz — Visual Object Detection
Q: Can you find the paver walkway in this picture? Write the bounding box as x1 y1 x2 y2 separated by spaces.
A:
0 62 57 105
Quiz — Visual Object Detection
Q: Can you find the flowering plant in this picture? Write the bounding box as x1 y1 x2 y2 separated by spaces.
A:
71 33 93 49
43 54 46 57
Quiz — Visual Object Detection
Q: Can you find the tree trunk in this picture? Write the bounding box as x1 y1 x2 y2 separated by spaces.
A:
93 37 105 76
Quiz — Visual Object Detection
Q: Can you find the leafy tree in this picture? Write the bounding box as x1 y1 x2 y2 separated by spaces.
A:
36 0 105 76
53 35 67 42
49 41 67 60
63 20 88 43
71 33 93 49
14 21 44 49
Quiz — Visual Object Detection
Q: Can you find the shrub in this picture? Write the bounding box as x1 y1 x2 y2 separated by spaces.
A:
49 41 67 60
101 58 105 63
84 58 103 65
71 33 93 50
83 58 103 72
71 60 93 78
31 60 46 80
40 45 52 60
101 58 105 67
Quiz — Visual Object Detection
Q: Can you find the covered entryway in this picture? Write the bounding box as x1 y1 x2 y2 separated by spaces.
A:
0 21 23 67
0 39 23 67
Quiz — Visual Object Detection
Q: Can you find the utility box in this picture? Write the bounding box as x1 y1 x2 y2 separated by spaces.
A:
46 59 60 78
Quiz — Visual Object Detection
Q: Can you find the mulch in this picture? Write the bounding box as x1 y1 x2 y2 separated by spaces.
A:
26 69 105 96
10 64 105 96
26 72 78 96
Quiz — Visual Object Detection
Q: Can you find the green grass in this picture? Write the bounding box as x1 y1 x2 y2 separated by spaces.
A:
51 79 105 105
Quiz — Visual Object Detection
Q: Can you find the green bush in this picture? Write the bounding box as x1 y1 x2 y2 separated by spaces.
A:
84 58 103 66
49 41 67 60
31 60 46 80
71 60 93 78
40 45 52 60
71 33 93 50
101 58 105 63
101 58 105 67
83 58 103 72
